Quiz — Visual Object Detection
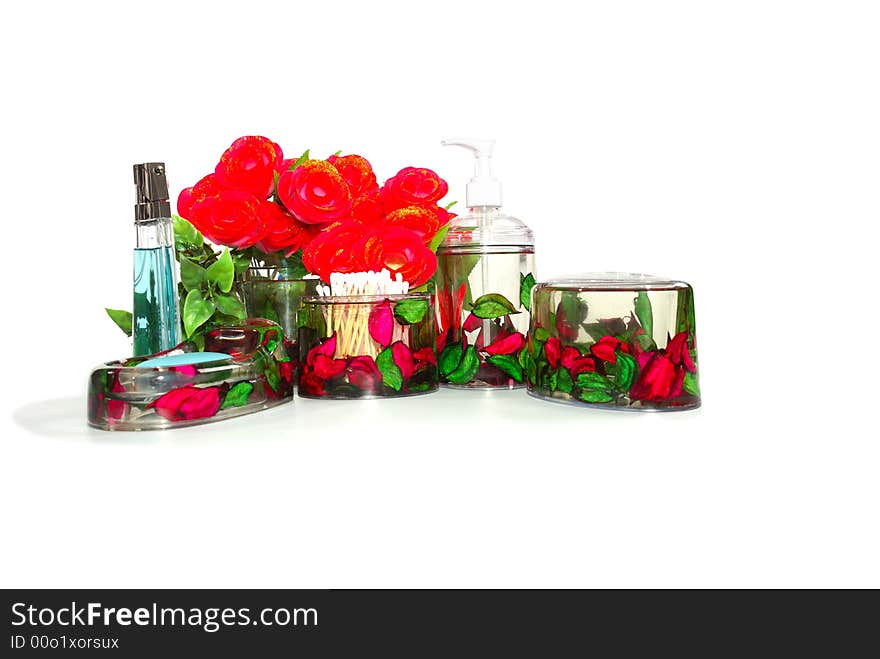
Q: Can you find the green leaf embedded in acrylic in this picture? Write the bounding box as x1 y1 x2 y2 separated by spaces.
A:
576 371 615 391
439 343 464 378
556 368 574 394
105 308 132 337
549 369 558 391
471 293 519 319
173 215 203 247
611 351 637 392
683 372 701 397
428 224 451 253
487 354 524 382
579 389 615 404
534 327 551 342
221 381 253 409
262 298 280 323
215 293 246 320
560 292 588 324
518 346 531 371
206 249 234 293
446 345 480 384
376 348 403 391
393 298 429 325
183 289 215 337
635 291 654 340
519 272 536 311
289 149 310 170
179 257 206 291
582 322 608 343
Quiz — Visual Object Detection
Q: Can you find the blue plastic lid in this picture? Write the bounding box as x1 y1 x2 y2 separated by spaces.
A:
136 352 232 368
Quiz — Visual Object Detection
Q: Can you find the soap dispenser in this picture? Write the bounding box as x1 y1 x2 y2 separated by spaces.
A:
132 162 182 356
435 139 536 389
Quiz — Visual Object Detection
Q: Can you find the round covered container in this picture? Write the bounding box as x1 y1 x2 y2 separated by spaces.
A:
525 273 700 411
297 293 438 399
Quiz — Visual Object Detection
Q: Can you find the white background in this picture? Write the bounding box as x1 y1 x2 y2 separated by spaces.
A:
1 1 878 588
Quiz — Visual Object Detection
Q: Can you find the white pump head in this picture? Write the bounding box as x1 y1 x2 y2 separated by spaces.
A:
442 138 502 208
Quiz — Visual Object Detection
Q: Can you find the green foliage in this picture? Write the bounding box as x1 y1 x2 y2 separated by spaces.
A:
471 293 519 319
221 381 254 409
445 346 480 384
519 273 536 311
206 249 234 293
376 347 403 391
486 354 524 382
393 298 429 325
105 308 132 337
183 289 215 337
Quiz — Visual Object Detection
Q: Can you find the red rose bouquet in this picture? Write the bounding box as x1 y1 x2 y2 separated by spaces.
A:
172 135 454 338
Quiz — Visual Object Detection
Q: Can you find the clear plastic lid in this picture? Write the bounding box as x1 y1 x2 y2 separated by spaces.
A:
441 208 535 250
539 272 690 291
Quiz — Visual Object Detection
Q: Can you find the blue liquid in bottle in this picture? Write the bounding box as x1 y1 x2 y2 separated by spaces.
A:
133 243 181 356
132 163 181 357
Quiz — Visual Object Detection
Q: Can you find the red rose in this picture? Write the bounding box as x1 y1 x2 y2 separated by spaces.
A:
255 200 310 255
350 187 386 225
277 160 352 225
412 347 437 365
299 372 325 396
383 167 448 211
544 336 562 368
590 335 631 363
150 386 221 422
327 154 378 198
214 136 282 198
484 332 526 356
302 222 369 282
629 353 677 401
313 354 348 380
362 226 437 288
345 356 380 391
385 205 443 243
189 189 267 248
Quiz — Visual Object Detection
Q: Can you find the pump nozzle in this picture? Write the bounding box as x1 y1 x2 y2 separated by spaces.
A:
442 138 502 208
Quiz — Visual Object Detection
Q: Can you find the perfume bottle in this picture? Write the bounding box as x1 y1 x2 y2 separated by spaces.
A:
435 139 536 389
132 162 182 356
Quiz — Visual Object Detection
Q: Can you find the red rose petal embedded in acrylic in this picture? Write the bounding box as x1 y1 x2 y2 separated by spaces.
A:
368 300 394 348
484 332 526 356
391 341 415 380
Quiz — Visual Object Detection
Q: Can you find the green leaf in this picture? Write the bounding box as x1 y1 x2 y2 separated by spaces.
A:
262 298 280 323
549 369 558 391
534 327 551 342
486 354 524 382
556 368 574 394
173 215 203 247
635 291 653 340
183 289 215 337
105 308 132 337
579 389 615 404
215 293 246 320
289 149 310 170
582 322 608 342
206 249 234 293
428 224 451 253
232 250 252 274
446 346 479 384
393 298 429 325
221 381 253 409
683 372 701 397
376 348 403 391
179 257 206 291
519 273 536 311
439 342 464 378
576 371 615 391
560 292 588 325
471 293 519 319
443 200 458 210
611 352 637 392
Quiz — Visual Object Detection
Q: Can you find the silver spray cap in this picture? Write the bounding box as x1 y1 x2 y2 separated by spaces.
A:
133 162 171 222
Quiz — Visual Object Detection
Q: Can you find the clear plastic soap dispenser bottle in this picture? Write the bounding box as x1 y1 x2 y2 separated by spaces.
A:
132 162 182 356
435 139 536 389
